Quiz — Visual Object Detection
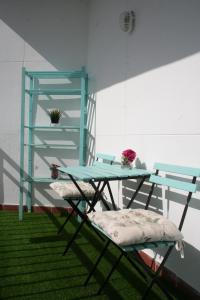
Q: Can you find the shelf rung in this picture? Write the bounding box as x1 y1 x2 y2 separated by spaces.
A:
25 89 81 95
26 70 86 78
24 125 80 130
24 144 78 149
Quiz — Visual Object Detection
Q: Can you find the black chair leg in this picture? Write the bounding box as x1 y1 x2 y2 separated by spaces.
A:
97 252 123 295
142 277 156 300
124 252 148 282
62 219 85 255
84 240 110 286
88 223 105 242
142 246 174 299
58 207 76 234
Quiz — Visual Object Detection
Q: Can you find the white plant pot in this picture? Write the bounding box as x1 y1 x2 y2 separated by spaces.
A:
51 122 59 127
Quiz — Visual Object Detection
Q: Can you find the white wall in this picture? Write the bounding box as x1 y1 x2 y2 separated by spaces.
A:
87 0 200 292
0 0 89 207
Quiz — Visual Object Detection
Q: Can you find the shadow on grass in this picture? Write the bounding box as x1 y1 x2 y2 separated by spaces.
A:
0 211 172 300
29 233 81 243
1 284 95 300
0 263 82 279
0 272 86 289
27 214 133 299
0 243 73 255
0 260 79 279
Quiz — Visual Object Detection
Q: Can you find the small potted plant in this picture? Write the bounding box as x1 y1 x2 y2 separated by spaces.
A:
48 109 62 125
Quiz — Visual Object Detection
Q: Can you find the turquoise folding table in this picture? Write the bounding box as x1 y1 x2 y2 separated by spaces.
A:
58 163 152 212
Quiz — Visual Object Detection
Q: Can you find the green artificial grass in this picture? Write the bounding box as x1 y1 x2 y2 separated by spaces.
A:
0 211 183 300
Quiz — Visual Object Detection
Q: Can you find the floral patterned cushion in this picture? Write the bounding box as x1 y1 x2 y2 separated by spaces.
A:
87 209 183 246
50 181 95 198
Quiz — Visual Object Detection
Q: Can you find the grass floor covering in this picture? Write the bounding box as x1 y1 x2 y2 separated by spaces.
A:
0 211 184 300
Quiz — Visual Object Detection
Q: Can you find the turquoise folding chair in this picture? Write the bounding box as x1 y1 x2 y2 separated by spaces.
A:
50 153 116 235
84 163 200 299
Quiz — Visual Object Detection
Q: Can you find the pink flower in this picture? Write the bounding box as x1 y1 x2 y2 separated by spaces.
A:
122 149 136 162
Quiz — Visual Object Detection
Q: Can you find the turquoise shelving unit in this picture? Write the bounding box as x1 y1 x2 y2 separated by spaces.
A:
19 67 88 220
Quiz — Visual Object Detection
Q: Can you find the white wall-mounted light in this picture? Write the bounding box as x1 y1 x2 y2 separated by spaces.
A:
119 10 135 33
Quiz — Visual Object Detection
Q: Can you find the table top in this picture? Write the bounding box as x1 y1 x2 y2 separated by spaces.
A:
58 163 152 182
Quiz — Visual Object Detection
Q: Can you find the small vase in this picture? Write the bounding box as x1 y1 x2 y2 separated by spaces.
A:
51 169 58 179
50 164 60 179
121 162 132 169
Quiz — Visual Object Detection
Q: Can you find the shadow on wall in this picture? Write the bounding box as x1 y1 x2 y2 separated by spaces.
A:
0 149 20 204
86 92 96 165
87 0 200 91
0 148 67 207
0 0 89 70
0 1 199 89
122 167 200 291
158 240 200 292
0 144 97 209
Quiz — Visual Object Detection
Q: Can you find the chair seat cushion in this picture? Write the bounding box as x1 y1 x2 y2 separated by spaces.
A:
50 181 95 199
87 209 183 246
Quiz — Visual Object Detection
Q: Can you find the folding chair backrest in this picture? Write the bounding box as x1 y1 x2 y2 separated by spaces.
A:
147 162 200 231
93 153 115 166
